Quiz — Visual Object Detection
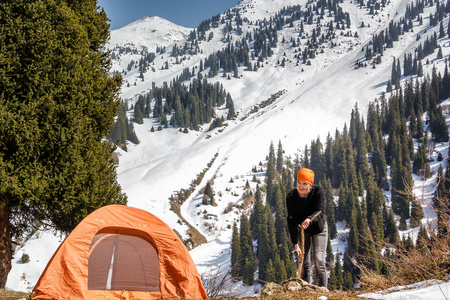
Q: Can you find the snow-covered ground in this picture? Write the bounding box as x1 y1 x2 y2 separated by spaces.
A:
5 0 450 298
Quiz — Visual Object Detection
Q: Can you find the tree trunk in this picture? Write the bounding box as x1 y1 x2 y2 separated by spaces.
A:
0 201 12 289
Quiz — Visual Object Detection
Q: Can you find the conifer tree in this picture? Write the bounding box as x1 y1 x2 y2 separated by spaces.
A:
231 222 242 278
434 165 449 238
310 137 325 183
416 225 429 249
354 114 370 184
250 187 265 240
334 251 344 289
0 0 127 287
348 204 360 255
328 263 338 291
322 178 337 239
366 170 384 226
336 182 348 222
342 247 355 289
274 185 287 245
383 203 400 244
256 213 271 282
265 259 276 283
410 197 424 228
326 233 334 267
324 133 334 181
276 140 284 172
430 104 449 142
266 142 277 206
239 215 255 285
134 103 144 124
203 181 215 205
279 228 296 279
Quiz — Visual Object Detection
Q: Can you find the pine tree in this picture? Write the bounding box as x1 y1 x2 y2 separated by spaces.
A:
203 181 215 205
326 232 334 268
322 178 337 239
334 252 344 289
348 203 360 255
134 103 144 124
274 185 286 245
0 0 128 287
410 197 424 228
239 215 255 285
434 165 449 238
310 137 325 183
383 203 400 244
354 113 370 183
280 231 297 279
231 222 242 278
250 187 265 240
324 133 334 181
416 225 429 249
256 205 271 282
342 247 355 289
266 142 277 206
276 140 284 172
328 263 338 291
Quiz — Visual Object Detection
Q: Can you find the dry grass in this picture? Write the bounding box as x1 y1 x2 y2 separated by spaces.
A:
359 232 450 293
0 289 361 300
0 289 29 300
210 290 359 300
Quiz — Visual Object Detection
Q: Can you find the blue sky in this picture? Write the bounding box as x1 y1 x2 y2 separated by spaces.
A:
98 0 241 30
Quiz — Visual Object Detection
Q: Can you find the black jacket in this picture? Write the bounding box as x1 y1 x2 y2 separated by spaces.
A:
286 185 326 245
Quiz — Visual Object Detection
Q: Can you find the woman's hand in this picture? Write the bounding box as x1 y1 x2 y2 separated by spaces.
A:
294 243 302 257
301 218 311 229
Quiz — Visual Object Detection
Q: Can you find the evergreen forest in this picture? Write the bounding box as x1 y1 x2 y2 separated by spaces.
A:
230 61 450 289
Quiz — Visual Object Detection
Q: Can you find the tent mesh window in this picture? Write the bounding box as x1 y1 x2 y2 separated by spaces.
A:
88 229 160 292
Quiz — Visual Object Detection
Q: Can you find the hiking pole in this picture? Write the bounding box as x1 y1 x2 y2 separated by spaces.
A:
297 226 305 279
296 211 322 279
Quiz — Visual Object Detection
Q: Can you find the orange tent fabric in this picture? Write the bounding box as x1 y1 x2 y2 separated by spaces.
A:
31 205 207 300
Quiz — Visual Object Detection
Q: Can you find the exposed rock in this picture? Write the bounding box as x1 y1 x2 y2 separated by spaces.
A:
260 278 329 296
260 282 284 296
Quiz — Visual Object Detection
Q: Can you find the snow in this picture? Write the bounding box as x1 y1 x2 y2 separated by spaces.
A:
359 280 450 299
5 0 450 298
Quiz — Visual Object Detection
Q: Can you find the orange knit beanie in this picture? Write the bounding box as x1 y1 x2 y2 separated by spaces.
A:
297 168 314 185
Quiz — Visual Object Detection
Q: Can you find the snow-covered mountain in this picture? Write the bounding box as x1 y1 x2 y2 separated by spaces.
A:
108 16 192 53
6 0 450 297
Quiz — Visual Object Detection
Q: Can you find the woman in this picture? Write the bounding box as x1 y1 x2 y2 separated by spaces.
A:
286 168 328 287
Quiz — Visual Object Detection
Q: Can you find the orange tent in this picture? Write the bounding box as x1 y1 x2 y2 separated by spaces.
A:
31 205 207 300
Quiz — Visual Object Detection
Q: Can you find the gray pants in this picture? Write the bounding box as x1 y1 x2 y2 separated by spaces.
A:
299 223 328 287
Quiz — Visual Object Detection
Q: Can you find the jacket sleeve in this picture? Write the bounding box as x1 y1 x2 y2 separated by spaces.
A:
307 186 326 222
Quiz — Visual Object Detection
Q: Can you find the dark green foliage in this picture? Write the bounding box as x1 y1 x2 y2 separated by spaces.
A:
144 77 231 131
274 185 287 245
0 0 127 287
203 181 215 205
107 102 139 149
310 137 325 183
276 140 284 172
334 252 344 289
322 178 337 239
383 203 400 244
265 142 277 206
231 222 241 278
412 135 430 176
434 166 449 238
239 215 255 285
0 0 127 234
410 197 424 228
416 225 429 249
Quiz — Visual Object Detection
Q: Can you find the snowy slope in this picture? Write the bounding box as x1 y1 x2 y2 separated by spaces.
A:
108 16 192 52
6 0 450 296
